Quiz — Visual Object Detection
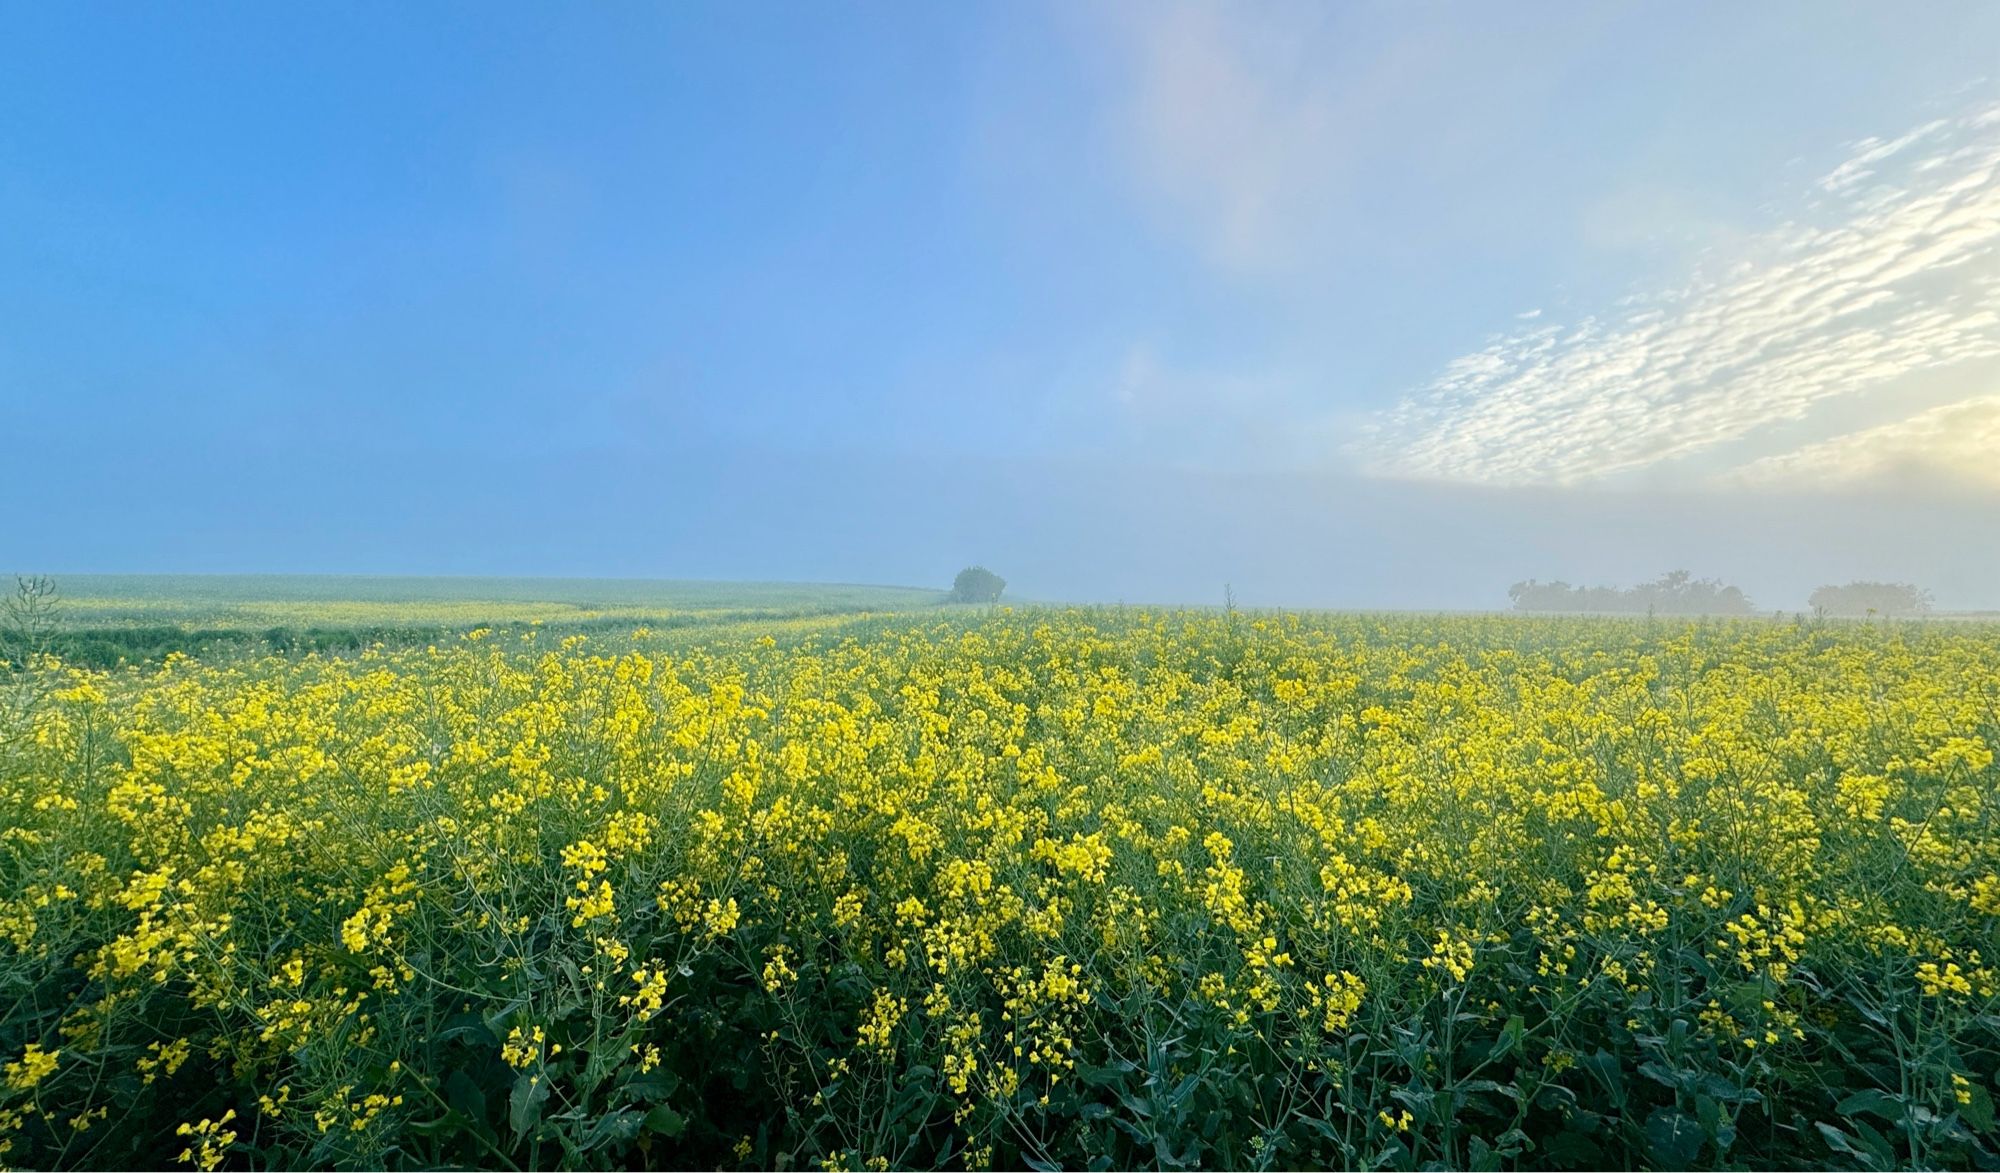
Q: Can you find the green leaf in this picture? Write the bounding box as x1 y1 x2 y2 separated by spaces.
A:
436 1015 497 1046
1645 1107 1704 1166
642 1105 687 1139
1542 1129 1602 1167
1695 1093 1736 1155
1579 1049 1627 1109
508 1071 550 1141
1458 1078 1519 1099
1849 1117 1899 1168
1962 1081 1995 1133
889 1071 938 1125
445 1068 486 1124
1816 1120 1892 1169
404 1112 459 1138
1816 1121 1861 1156
1078 1059 1138 1087
621 1071 681 1102
582 1108 646 1152
1837 1088 1905 1122
1636 1061 1682 1090
1696 1073 1763 1105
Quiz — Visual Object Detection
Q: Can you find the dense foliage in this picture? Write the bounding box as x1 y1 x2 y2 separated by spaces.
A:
1508 570 1756 615
948 569 1007 606
2 610 1997 1170
1811 582 1935 618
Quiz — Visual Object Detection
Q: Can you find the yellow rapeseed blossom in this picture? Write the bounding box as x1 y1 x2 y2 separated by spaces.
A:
4 1044 58 1091
4 607 1999 1168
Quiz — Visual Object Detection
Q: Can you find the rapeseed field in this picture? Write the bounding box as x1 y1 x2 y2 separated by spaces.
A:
1 610 1995 1169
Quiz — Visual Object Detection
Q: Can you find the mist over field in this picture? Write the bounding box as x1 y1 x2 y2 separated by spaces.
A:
17 437 2000 610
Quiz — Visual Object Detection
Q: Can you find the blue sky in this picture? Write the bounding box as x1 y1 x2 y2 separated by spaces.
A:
7 2 2000 606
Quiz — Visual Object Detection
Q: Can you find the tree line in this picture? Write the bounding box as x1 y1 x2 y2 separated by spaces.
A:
1508 571 1934 616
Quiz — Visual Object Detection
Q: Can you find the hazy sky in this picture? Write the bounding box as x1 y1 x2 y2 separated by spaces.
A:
7 2 2000 608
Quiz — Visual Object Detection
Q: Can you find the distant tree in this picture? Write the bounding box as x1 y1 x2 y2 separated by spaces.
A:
1507 570 1753 615
1508 580 1577 611
1629 570 1755 615
1808 581 1932 618
948 566 1006 605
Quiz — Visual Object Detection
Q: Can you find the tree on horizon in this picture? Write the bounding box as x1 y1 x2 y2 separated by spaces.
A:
1809 581 1932 617
1508 570 1754 615
948 566 1006 605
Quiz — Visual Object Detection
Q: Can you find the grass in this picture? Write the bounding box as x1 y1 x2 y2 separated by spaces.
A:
39 574 945 625
15 575 952 668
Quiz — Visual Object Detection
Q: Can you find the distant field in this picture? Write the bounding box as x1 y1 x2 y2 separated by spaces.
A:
32 574 946 628
9 574 951 668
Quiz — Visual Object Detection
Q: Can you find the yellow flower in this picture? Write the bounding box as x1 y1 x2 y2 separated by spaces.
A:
4 1043 58 1091
856 989 906 1056
567 880 617 927
174 1110 237 1171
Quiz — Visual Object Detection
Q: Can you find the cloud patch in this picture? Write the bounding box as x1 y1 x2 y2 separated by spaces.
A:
1723 394 2000 490
1361 101 2000 487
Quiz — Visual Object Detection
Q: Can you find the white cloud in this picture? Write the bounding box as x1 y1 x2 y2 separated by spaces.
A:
1819 119 1951 193
1723 394 2000 489
1361 101 2000 487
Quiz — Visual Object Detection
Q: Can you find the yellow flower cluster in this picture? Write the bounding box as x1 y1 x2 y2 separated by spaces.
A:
4 1045 58 1092
0 609 1995 1168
